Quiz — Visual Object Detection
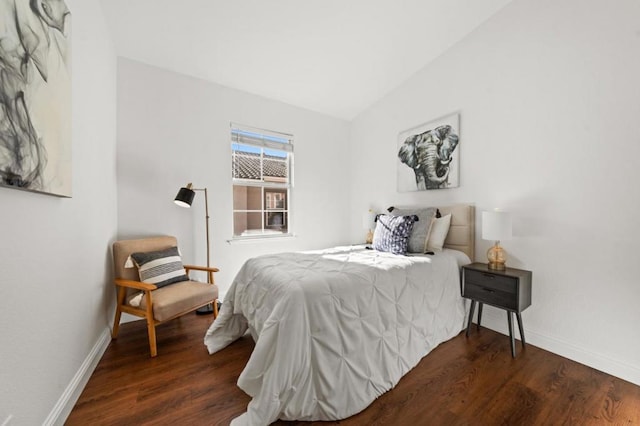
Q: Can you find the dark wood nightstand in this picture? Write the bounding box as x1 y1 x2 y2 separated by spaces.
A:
461 262 532 357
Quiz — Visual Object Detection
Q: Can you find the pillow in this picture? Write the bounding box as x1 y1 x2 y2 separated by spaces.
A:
425 213 451 252
130 246 189 288
388 206 437 253
372 214 418 255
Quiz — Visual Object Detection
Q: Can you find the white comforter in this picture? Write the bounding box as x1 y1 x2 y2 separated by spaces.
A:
204 246 468 425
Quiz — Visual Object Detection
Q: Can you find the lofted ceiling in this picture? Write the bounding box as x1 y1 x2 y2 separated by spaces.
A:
100 0 513 120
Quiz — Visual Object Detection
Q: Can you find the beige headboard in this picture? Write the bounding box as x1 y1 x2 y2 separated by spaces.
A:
439 204 475 261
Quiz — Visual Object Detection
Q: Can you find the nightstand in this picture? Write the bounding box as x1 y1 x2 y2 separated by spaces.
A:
461 262 532 357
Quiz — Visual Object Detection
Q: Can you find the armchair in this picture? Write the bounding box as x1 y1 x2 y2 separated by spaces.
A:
111 236 219 357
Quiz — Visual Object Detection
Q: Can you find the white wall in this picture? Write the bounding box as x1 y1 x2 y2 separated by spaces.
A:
117 59 351 299
0 1 118 424
348 0 640 385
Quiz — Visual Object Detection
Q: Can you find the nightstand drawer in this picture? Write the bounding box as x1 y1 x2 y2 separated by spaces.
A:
463 282 517 310
464 269 517 294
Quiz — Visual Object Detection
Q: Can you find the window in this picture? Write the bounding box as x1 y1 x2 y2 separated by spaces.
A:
231 124 293 239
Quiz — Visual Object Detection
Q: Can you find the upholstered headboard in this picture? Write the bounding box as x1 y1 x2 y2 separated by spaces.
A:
439 204 475 261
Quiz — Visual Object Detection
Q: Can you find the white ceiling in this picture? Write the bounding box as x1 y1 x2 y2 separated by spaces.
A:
100 0 512 120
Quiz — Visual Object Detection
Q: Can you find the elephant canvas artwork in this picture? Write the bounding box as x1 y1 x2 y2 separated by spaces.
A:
0 0 72 197
397 113 460 192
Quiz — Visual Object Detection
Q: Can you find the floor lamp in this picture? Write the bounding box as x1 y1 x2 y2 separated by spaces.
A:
174 183 214 314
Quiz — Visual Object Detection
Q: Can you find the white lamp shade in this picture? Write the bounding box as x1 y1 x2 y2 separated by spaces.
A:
362 210 376 229
482 211 512 241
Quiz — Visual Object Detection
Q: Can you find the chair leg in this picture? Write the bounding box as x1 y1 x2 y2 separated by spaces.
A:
147 321 157 357
112 286 127 338
144 291 158 357
112 307 122 339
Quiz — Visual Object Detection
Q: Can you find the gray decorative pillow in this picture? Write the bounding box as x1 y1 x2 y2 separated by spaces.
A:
130 246 189 288
372 214 418 255
388 206 437 253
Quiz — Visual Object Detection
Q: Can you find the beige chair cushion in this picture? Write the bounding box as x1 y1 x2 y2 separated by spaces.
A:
137 280 218 322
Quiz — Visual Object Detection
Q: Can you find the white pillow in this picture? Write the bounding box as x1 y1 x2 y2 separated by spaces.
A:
425 213 451 252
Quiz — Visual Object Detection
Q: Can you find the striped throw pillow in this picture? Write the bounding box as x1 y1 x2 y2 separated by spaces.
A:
130 246 189 288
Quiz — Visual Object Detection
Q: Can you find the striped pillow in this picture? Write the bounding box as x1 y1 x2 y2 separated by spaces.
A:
130 246 189 288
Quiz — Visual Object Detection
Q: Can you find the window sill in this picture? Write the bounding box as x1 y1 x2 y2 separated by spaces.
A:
226 234 297 244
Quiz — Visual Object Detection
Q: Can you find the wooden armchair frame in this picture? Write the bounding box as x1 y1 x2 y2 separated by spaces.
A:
111 237 219 357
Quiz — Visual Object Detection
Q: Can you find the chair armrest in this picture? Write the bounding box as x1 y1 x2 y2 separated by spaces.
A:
115 278 157 291
183 265 220 273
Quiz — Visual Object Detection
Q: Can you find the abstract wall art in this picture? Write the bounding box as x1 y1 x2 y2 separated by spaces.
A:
397 112 460 192
0 0 72 197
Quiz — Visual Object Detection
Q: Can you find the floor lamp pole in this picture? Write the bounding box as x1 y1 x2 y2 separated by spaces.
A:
193 187 211 282
203 187 210 271
196 187 214 312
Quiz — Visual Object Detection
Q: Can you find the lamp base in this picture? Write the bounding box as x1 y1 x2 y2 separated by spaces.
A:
487 261 506 271
487 242 507 271
365 229 374 245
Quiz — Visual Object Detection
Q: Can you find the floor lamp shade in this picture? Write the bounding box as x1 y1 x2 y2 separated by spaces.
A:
174 184 196 208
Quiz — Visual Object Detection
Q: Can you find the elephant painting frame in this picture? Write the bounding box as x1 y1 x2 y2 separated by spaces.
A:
397 112 460 192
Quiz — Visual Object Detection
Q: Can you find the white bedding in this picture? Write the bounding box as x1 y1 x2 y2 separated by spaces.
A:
204 246 469 425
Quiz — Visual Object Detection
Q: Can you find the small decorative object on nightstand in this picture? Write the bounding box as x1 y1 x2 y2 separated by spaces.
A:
482 210 512 271
461 262 532 357
363 209 376 245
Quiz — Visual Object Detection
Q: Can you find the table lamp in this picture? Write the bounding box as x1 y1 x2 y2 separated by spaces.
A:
362 209 376 245
482 210 512 271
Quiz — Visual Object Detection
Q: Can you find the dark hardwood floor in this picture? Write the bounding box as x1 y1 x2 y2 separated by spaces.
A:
67 314 640 425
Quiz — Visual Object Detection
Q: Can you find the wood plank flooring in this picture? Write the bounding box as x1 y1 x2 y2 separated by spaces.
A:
67 314 640 425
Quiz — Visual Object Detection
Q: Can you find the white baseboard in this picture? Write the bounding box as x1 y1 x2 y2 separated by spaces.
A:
477 308 640 386
43 327 111 426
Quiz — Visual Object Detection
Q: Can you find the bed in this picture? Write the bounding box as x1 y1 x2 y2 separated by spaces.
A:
204 204 475 425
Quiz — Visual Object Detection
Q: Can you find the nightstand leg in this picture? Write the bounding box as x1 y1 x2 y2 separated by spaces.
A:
516 312 526 347
507 311 516 358
466 300 476 337
477 303 483 331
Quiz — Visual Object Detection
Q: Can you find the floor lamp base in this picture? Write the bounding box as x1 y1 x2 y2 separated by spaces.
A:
195 305 213 315
196 301 221 315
